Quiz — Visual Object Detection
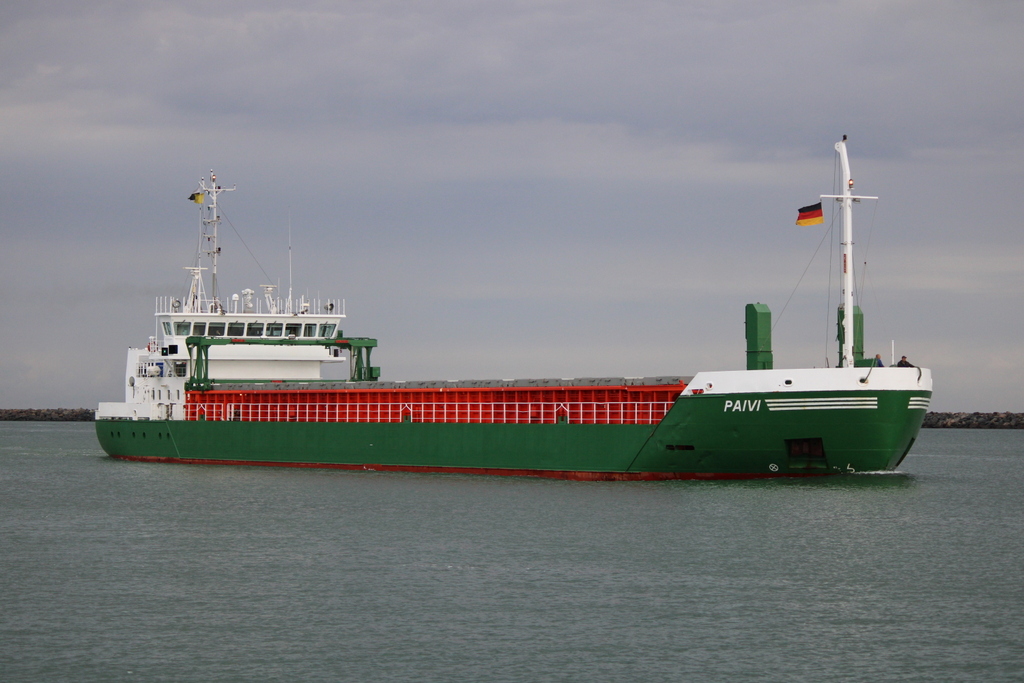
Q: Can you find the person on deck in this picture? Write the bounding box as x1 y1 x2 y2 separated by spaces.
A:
897 356 914 367
874 354 884 367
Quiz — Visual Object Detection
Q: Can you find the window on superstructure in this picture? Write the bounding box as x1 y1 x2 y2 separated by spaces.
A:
227 322 245 336
303 324 316 337
285 323 301 338
266 323 284 337
319 323 336 338
162 322 172 335
174 322 191 335
246 323 264 337
192 322 206 335
207 322 225 336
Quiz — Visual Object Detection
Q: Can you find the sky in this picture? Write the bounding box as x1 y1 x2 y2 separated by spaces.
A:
1 0 1021 412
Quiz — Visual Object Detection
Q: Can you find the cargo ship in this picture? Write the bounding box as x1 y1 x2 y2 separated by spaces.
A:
96 139 932 479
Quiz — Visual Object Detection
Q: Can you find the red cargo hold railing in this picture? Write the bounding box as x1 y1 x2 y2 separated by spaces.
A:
184 384 685 425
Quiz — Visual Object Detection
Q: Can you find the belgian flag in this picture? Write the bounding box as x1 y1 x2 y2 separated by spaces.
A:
188 192 204 204
796 202 823 226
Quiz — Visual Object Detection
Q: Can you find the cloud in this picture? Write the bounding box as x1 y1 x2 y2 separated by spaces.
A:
4 2 1023 150
1 1 1022 411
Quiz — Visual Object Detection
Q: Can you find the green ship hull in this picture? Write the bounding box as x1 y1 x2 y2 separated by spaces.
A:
96 385 930 480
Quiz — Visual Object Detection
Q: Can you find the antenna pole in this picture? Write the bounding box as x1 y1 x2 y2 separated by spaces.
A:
287 211 293 314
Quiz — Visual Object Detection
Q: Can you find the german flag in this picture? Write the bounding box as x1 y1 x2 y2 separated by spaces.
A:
188 192 204 204
796 202 823 226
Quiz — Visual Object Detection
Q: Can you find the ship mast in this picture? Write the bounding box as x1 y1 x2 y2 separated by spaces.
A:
821 137 876 368
193 171 235 310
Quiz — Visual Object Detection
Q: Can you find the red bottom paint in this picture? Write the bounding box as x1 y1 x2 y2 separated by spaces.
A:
109 454 835 481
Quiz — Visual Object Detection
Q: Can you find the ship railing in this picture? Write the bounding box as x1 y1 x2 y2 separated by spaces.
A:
189 402 225 421
137 360 165 378
184 401 675 425
155 296 345 316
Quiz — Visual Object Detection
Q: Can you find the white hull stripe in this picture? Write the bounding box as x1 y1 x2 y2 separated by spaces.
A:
908 397 931 410
765 397 878 411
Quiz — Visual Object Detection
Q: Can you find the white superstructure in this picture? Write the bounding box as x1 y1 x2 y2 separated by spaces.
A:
97 172 346 421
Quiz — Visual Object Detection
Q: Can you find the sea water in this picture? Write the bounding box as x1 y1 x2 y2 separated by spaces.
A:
1 423 1022 682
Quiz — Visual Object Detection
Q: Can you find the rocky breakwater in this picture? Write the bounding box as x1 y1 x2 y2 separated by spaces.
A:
0 408 95 421
923 412 1024 429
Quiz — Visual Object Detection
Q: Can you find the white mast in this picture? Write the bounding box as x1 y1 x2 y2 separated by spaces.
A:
193 171 235 310
821 136 876 368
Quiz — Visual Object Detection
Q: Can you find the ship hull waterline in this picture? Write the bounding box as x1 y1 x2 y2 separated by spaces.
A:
96 389 928 480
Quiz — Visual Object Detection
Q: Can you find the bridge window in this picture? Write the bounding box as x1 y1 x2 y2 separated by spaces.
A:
227 322 245 336
303 323 316 337
266 323 284 337
319 323 336 338
246 323 264 337
174 321 191 335
163 322 172 335
207 322 225 336
285 323 301 338
192 322 206 335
